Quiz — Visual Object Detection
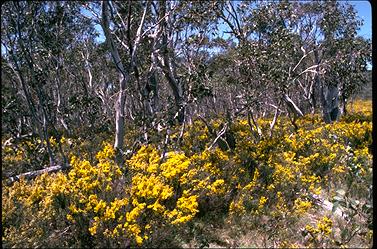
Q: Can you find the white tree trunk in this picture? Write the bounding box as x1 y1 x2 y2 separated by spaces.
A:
101 1 128 151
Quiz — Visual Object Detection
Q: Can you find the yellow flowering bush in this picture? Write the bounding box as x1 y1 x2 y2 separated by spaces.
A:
2 172 70 248
128 145 231 222
343 99 372 123
224 100 372 244
181 120 211 154
1 137 57 176
2 100 372 248
293 198 312 215
304 216 333 247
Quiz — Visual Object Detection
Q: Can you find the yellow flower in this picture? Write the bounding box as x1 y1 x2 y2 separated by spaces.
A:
229 199 246 215
135 235 143 245
294 198 312 214
332 165 346 174
305 224 318 234
89 224 97 235
258 196 268 210
317 216 332 235
94 200 106 213
66 214 74 222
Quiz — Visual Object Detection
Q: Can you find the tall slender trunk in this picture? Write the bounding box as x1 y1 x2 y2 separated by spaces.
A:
157 0 185 124
320 82 340 123
101 1 129 162
338 85 347 116
15 10 56 166
314 48 338 123
114 77 127 150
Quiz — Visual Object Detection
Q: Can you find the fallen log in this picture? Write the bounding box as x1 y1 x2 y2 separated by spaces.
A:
6 164 70 185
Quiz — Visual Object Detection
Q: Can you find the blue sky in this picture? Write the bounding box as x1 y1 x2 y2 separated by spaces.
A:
349 0 372 69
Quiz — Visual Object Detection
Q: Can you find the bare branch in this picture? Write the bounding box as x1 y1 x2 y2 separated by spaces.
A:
269 107 280 138
7 164 70 185
140 2 178 39
207 123 228 151
131 0 151 63
292 49 314 73
283 94 304 117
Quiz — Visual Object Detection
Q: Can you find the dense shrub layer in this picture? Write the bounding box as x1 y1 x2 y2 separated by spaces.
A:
2 100 372 248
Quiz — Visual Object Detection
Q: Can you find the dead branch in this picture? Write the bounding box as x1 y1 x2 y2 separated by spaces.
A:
6 164 70 185
283 94 304 117
269 107 280 138
247 110 262 140
207 123 228 151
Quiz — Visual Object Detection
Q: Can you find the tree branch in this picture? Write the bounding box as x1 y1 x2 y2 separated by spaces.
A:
7 164 70 185
207 123 228 151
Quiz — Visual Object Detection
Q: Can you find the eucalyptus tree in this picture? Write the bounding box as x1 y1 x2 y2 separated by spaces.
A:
335 36 371 115
210 0 370 126
1 1 99 167
209 1 308 133
2 1 63 166
161 0 221 123
319 1 371 117
96 0 224 153
1 55 29 139
301 0 371 122
99 0 157 163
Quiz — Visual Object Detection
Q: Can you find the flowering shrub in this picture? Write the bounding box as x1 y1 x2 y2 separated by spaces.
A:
128 146 232 218
303 216 333 247
2 137 58 176
2 100 372 248
180 120 211 154
2 143 231 247
2 172 70 248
